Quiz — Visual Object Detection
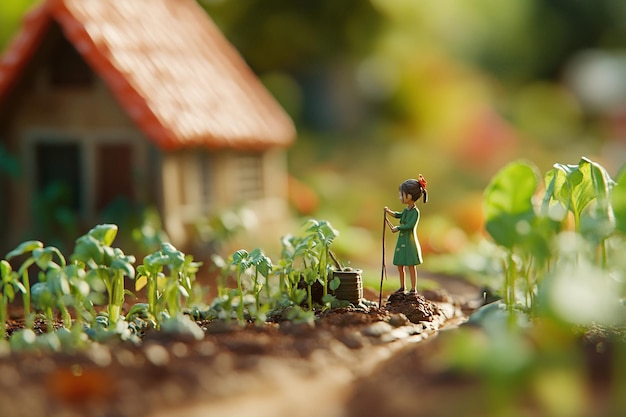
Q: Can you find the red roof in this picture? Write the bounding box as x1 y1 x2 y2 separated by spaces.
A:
0 0 295 150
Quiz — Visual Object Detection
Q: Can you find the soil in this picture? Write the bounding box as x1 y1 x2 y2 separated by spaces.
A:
0 276 482 417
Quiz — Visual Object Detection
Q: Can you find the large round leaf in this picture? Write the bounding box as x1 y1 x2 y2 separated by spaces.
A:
484 161 538 249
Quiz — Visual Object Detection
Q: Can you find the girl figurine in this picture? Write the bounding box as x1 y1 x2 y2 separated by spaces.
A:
384 175 428 294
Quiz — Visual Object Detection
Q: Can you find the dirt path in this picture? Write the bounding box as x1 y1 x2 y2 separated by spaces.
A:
150 315 467 417
153 273 478 417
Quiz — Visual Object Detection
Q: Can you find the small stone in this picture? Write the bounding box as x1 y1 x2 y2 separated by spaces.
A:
144 344 170 367
338 331 365 349
388 313 410 327
361 321 393 338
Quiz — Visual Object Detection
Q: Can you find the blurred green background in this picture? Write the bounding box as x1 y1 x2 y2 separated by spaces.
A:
3 0 626 271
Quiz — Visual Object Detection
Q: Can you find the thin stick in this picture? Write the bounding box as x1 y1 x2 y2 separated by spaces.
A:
379 209 388 306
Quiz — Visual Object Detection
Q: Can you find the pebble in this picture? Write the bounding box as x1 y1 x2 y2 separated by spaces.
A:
144 344 170 367
388 313 410 327
361 321 393 338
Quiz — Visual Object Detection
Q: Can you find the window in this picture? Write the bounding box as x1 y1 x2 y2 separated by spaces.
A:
177 150 213 214
35 142 82 211
199 151 213 209
95 143 134 211
236 153 264 200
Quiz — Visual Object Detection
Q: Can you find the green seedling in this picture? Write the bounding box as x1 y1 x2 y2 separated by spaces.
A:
484 157 623 317
248 248 273 323
544 157 616 266
0 260 25 337
5 240 44 326
31 281 57 332
484 161 539 314
231 249 251 324
136 242 200 328
71 224 136 329
305 219 339 298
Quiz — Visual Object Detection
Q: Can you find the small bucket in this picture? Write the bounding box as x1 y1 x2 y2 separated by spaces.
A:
332 269 363 305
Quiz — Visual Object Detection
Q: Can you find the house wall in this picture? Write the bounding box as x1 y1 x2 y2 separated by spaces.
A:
6 72 154 247
160 148 290 250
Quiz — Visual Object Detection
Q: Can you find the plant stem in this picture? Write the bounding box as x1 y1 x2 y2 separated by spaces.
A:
45 307 54 332
60 302 72 328
236 268 244 324
254 270 260 318
21 270 30 319
506 251 516 312
600 238 608 270
148 272 157 322
321 249 328 297
108 272 124 328
0 296 7 339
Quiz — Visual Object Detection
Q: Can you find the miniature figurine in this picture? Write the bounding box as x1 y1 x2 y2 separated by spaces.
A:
384 175 428 294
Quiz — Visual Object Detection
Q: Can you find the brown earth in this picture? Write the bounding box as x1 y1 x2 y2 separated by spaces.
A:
0 275 482 417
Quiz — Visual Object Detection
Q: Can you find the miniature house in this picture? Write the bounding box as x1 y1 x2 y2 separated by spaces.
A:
0 0 296 251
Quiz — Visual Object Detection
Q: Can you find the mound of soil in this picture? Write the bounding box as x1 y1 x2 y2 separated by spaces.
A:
385 292 441 323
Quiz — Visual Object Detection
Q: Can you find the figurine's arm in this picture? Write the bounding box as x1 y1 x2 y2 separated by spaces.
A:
384 207 400 232
384 207 401 218
396 209 418 231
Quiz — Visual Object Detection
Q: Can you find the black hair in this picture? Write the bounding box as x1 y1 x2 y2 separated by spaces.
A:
399 175 428 204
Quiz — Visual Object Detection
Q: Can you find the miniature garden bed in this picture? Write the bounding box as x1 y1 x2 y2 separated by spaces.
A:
3 156 625 416
0 287 474 417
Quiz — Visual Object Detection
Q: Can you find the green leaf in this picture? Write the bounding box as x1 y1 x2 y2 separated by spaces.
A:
542 168 569 223
303 268 317 284
135 275 148 292
145 251 170 269
257 255 273 277
612 169 626 236
547 158 612 228
5 240 43 260
318 220 339 245
13 280 26 295
484 161 538 249
0 260 12 279
88 224 118 246
162 243 185 267
5 283 15 301
33 246 66 270
248 248 264 264
110 258 136 279
31 282 55 309
231 249 249 266
72 235 104 264
579 157 616 242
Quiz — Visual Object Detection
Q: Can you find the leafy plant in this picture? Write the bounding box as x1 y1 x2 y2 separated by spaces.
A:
305 219 339 298
483 156 623 319
5 240 44 325
0 218 346 350
544 157 616 266
0 260 24 337
231 249 251 324
135 242 201 328
484 161 539 313
71 224 136 329
247 248 273 323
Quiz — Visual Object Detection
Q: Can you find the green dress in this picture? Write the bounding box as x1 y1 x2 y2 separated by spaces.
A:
391 206 423 266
